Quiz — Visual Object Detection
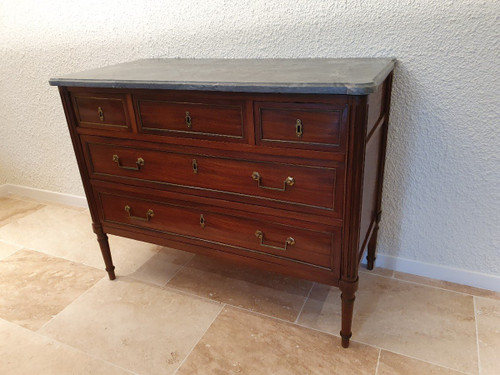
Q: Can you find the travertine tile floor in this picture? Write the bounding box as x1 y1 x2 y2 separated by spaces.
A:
0 195 498 374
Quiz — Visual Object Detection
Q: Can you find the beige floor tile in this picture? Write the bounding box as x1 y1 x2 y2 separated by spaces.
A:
6 194 88 212
475 297 500 375
0 197 45 227
107 235 164 275
39 277 223 375
129 246 194 286
297 282 339 334
0 249 104 330
394 271 500 301
0 204 96 251
0 240 22 260
298 273 477 374
177 306 379 375
377 350 467 375
0 205 160 275
167 255 313 322
0 318 132 375
359 264 394 277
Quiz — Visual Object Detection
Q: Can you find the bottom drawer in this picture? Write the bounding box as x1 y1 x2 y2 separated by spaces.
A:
96 189 338 269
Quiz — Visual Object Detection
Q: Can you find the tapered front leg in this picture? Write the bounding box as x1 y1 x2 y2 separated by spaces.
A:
92 223 115 280
366 225 379 270
339 278 358 348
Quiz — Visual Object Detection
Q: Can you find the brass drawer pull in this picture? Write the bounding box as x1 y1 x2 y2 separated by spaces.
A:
255 230 295 251
124 205 154 222
296 119 303 138
251 172 295 191
112 155 145 171
98 106 104 122
185 111 192 128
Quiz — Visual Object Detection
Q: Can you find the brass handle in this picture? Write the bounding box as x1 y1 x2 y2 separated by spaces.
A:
199 214 205 228
192 159 198 174
255 230 295 251
185 112 192 128
296 119 303 138
251 172 295 191
98 107 104 122
124 205 154 222
112 155 145 171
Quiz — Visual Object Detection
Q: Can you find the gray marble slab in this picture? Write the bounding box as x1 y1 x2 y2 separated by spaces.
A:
49 58 395 95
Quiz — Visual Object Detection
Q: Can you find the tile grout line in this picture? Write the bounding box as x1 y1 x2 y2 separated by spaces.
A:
163 277 480 373
0 203 48 229
294 282 315 324
0 221 125 274
2 247 488 375
172 303 226 374
0 317 139 375
162 284 229 309
14 245 104 273
225 304 472 375
162 254 195 286
473 296 482 375
0 199 123 273
0 247 24 262
163 281 315 329
228 304 324 334
370 348 474 375
0 216 108 273
6 194 86 212
3 261 479 375
388 270 499 299
0 237 25 249
362 269 498 300
374 349 381 375
36 275 108 333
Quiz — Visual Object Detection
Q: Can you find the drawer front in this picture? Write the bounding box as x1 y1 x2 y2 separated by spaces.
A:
85 140 343 215
135 95 245 141
97 190 335 268
255 101 347 151
72 93 130 130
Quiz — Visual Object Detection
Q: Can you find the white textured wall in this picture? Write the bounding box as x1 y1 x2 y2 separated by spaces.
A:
1 1 499 276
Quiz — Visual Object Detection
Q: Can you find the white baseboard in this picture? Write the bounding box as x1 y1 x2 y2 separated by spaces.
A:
362 253 500 293
1 183 498 293
0 183 87 208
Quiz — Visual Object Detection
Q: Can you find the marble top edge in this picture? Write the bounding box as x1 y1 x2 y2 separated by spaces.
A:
49 58 396 95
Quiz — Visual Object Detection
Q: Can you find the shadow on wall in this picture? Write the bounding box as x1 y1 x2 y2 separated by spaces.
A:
377 61 417 259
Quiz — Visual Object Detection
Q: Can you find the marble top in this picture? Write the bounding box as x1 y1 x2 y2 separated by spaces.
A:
49 58 396 95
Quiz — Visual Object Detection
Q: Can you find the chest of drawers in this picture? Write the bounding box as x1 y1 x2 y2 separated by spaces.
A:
50 58 395 348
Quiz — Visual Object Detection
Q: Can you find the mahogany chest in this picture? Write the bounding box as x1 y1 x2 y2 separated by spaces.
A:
50 58 395 347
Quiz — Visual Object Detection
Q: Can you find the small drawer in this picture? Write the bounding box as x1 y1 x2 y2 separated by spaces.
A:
84 139 344 217
134 94 245 141
72 93 130 130
255 101 347 151
97 190 336 268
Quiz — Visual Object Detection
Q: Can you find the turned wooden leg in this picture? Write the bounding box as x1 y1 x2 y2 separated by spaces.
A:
339 279 358 348
92 223 116 280
366 225 379 270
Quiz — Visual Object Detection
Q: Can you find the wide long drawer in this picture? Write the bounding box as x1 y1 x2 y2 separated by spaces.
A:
95 189 338 269
83 138 344 216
